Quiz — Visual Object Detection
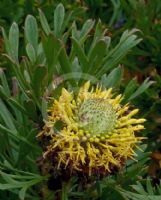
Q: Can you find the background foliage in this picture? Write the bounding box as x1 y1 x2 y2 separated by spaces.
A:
0 0 161 199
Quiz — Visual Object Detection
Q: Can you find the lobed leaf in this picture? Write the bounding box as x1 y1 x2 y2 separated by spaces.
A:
101 66 123 88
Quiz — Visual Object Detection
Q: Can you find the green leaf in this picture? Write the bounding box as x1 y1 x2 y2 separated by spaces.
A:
146 179 154 195
131 182 147 195
0 183 21 190
123 78 138 102
0 69 11 96
101 66 123 88
25 15 38 52
0 124 39 150
0 171 18 184
54 3 65 37
129 78 153 100
26 43 36 64
88 39 107 73
23 100 37 120
17 129 39 165
38 9 51 35
0 99 17 132
79 19 95 44
71 38 89 73
1 27 10 57
0 170 46 200
42 34 60 67
71 19 95 45
97 29 142 77
9 22 19 63
71 22 80 40
41 98 48 120
119 181 161 200
120 190 161 200
8 98 28 116
94 19 103 39
61 10 73 35
42 34 61 81
19 186 28 200
59 46 72 74
32 66 47 98
89 39 105 59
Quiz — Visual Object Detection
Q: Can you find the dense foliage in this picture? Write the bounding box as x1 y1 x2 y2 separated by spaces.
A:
0 1 161 199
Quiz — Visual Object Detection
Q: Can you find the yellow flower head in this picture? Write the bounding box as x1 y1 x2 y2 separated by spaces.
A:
39 81 145 176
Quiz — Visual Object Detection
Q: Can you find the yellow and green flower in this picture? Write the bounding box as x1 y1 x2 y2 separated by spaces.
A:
39 81 145 176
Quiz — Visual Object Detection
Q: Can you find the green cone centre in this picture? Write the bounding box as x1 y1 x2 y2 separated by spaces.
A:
78 98 117 136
